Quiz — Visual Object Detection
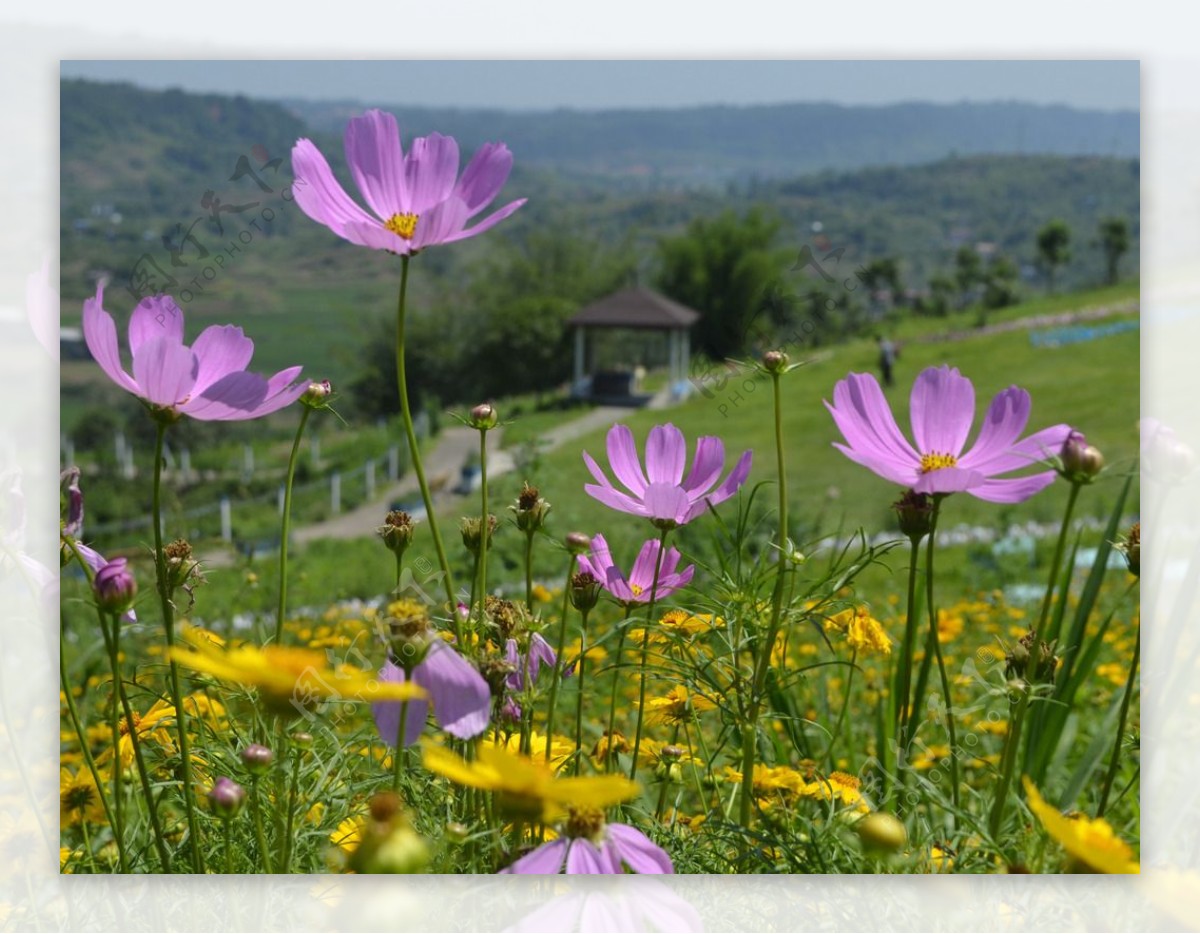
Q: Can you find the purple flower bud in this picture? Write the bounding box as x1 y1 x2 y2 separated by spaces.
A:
762 349 789 373
564 532 592 556
240 743 274 775
208 777 246 817
301 379 333 408
469 403 498 430
93 558 137 614
1060 430 1104 481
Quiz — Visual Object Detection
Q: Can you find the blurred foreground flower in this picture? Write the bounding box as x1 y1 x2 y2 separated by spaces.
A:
1023 778 1139 873
501 806 673 875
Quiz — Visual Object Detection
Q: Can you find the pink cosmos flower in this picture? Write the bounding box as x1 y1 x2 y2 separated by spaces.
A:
291 109 525 255
583 424 752 528
82 285 307 421
372 642 491 748
576 534 694 605
826 365 1072 503
500 822 673 874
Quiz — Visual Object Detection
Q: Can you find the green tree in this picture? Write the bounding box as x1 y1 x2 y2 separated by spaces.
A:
1036 220 1072 293
859 257 904 308
954 246 982 309
981 255 1021 311
656 208 787 360
1097 216 1130 285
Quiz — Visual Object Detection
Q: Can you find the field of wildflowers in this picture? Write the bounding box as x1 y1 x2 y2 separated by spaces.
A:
59 109 1140 875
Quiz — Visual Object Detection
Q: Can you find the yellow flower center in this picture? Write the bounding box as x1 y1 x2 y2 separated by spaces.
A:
385 213 419 240
565 806 606 841
629 583 644 597
919 452 958 473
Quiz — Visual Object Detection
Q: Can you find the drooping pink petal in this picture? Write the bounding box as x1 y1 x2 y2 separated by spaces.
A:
189 325 255 395
628 539 665 592
500 839 567 875
291 138 379 236
607 823 674 873
343 109 407 219
527 633 558 682
970 471 1060 503
410 196 471 252
655 562 695 599
970 424 1072 477
681 435 726 496
404 133 460 216
454 142 514 215
438 198 527 246
645 424 686 485
642 483 690 524
565 839 615 874
413 642 490 739
830 442 916 487
584 483 647 517
957 386 1031 471
81 286 139 394
128 294 185 357
131 336 197 407
684 449 753 521
605 425 649 496
910 365 975 456
829 372 920 465
371 660 430 748
912 465 986 496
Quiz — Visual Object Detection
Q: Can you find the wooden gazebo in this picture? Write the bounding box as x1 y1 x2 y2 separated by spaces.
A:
567 287 700 403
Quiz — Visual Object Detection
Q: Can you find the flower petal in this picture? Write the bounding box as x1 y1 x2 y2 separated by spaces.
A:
645 424 686 485
128 294 185 357
607 823 674 873
828 372 920 466
414 642 490 739
81 285 139 394
969 471 1060 503
343 109 407 218
371 661 430 748
131 336 197 407
683 448 753 521
973 424 1073 477
565 839 614 874
291 137 379 235
454 142 514 215
681 435 725 496
910 365 975 457
189 325 254 395
410 195 471 251
584 483 646 517
404 132 460 215
957 386 1031 471
628 538 664 592
642 483 690 524
501 839 567 875
605 424 649 496
340 219 413 253
912 465 985 496
438 199 526 246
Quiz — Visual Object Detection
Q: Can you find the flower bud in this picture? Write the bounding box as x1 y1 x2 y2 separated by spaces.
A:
290 731 313 750
459 515 498 555
208 777 246 818
348 793 430 874
378 510 416 556
892 490 934 541
164 538 201 592
240 743 274 776
1061 430 1104 482
300 379 333 408
856 812 907 852
512 482 551 534
1118 523 1140 577
565 532 592 556
762 349 789 373
569 571 602 612
93 558 137 614
469 403 498 431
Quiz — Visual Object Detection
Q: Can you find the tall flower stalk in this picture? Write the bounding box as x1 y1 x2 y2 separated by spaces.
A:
629 529 670 783
923 496 960 820
275 401 312 644
543 551 577 765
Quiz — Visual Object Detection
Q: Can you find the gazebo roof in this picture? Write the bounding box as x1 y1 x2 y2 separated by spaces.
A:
567 287 701 330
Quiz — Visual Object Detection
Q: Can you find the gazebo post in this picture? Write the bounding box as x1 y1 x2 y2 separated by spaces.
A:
680 329 690 392
573 326 586 390
668 328 679 389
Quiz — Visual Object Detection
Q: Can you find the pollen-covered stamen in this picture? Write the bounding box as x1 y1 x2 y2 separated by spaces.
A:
629 583 644 597
385 212 419 240
919 452 958 474
565 806 607 841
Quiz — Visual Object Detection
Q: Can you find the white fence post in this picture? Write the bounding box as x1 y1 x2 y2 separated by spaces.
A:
388 445 399 480
278 484 286 516
331 472 341 514
242 444 255 479
366 460 376 499
220 497 232 542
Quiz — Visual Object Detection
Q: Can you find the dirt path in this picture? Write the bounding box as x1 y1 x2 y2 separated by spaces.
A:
911 300 1138 345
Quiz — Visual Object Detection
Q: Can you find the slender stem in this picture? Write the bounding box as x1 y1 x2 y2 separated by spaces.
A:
104 611 129 872
394 255 457 622
654 723 682 821
574 608 590 775
925 499 960 821
280 741 301 873
223 817 233 874
476 429 490 625
739 370 789 829
391 696 411 792
524 533 535 614
543 554 577 764
895 537 923 756
629 529 670 782
989 481 1081 837
827 649 858 770
605 605 633 773
250 778 273 873
275 406 312 645
151 420 203 872
1096 624 1140 817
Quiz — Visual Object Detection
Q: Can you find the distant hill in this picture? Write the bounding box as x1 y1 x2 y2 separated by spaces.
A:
283 97 1139 186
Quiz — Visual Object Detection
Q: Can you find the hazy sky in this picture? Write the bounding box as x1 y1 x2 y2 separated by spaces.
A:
59 60 1139 111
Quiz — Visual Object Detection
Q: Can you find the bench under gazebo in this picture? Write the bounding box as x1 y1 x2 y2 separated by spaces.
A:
567 287 700 405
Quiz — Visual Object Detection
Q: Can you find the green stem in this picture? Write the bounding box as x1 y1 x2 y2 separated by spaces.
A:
223 817 233 874
629 529 670 782
250 778 273 873
1096 624 1140 817
151 420 203 872
574 608 590 775
275 406 312 645
895 536 923 757
280 741 301 873
925 498 960 822
524 533 535 614
827 649 858 770
604 605 634 773
476 429 490 626
104 611 129 873
739 370 789 829
989 481 1081 838
395 255 457 624
654 723 682 821
543 554 577 764
392 696 411 792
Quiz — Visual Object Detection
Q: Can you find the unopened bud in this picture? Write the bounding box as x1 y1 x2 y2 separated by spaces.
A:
1119 523 1140 577
565 532 592 556
512 482 551 533
892 490 934 541
1061 430 1104 482
856 812 907 852
762 349 789 373
208 777 246 818
378 510 416 556
289 731 313 750
460 515 498 555
93 558 137 614
164 538 201 592
300 379 333 408
569 571 602 612
469 403 498 431
240 743 274 776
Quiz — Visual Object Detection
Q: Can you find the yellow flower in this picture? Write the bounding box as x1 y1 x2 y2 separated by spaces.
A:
169 626 425 714
722 763 807 799
96 697 178 771
1023 778 1139 873
486 729 576 773
644 685 716 724
422 741 639 822
531 583 553 603
331 814 366 854
60 767 106 827
637 738 701 768
845 610 892 656
802 771 868 811
563 637 607 666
